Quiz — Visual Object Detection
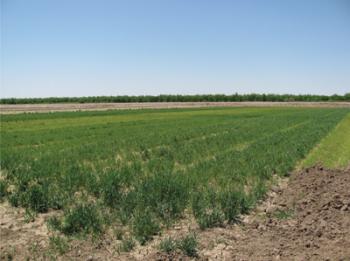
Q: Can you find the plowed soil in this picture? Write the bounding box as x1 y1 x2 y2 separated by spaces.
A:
1 166 349 260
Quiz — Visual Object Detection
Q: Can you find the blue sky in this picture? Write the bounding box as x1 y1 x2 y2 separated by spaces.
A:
1 0 349 98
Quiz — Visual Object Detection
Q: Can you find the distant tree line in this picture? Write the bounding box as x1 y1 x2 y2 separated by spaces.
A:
1 93 349 104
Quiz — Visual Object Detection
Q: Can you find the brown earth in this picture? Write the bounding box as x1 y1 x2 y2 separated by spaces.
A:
1 166 349 260
1 101 350 114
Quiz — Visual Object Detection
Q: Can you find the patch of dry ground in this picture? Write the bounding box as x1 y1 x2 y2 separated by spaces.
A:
1 101 349 114
0 202 58 260
1 166 349 260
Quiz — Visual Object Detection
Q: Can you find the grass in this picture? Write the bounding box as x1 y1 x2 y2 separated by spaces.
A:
159 237 177 253
159 234 198 257
49 236 69 255
119 236 135 252
272 209 294 220
60 203 103 235
0 180 7 200
178 234 198 257
301 113 350 169
1 107 349 244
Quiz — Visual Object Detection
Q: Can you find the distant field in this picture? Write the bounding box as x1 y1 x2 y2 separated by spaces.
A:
0 107 349 246
1 101 349 114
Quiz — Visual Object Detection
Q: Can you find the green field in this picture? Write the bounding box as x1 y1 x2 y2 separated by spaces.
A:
0 107 349 244
301 113 350 169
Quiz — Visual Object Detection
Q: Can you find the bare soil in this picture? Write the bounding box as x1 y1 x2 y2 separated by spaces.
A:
0 203 57 260
1 101 349 114
1 166 349 260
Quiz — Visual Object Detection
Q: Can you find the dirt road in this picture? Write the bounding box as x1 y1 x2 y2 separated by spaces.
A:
1 101 349 114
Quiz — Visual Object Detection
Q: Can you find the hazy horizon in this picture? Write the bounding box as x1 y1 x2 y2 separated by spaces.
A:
1 0 350 98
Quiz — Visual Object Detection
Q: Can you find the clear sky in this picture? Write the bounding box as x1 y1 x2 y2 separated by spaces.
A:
1 0 349 98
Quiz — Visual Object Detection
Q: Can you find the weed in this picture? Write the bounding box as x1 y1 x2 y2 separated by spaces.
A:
159 237 177 253
60 204 103 235
220 188 250 223
49 235 69 255
26 184 49 213
273 209 293 219
101 171 123 207
251 179 267 202
24 208 37 223
115 229 124 240
192 189 225 229
159 234 198 257
47 216 62 231
6 253 13 261
119 236 135 252
136 172 188 222
8 193 20 207
0 180 7 200
178 233 198 257
28 241 41 258
132 207 160 245
47 185 66 210
197 208 225 229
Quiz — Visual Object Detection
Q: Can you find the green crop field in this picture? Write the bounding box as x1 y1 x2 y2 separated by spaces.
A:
0 107 349 244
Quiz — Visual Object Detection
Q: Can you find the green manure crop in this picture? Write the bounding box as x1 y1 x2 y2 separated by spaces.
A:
1 107 349 244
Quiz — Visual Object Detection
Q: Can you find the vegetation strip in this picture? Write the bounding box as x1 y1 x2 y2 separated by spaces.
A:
301 113 350 169
1 93 349 104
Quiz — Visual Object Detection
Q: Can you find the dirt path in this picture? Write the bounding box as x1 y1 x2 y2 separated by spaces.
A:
1 166 349 260
1 101 349 114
